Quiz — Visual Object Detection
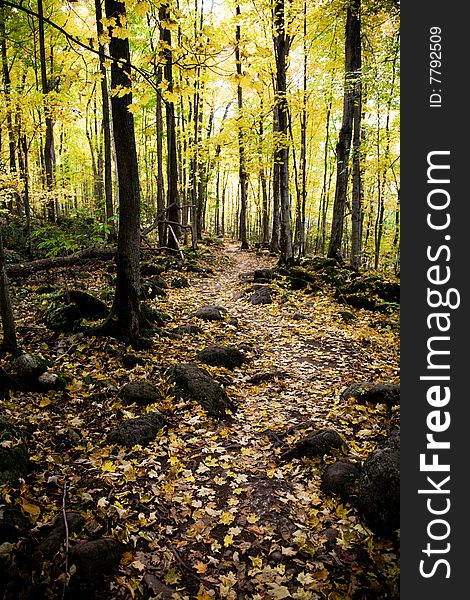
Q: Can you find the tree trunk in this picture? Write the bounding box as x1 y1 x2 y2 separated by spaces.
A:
1 5 17 179
350 1 363 270
95 0 116 241
159 4 180 250
328 0 361 261
100 0 141 346
37 0 56 222
235 4 249 250
273 0 293 265
0 226 17 353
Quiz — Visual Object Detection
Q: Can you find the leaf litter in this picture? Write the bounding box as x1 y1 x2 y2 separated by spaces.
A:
1 240 399 599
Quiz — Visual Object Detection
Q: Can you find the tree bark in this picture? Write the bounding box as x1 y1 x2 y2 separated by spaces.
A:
350 0 363 270
37 0 56 221
273 0 293 265
0 226 17 353
95 0 115 241
328 0 361 261
235 5 249 249
159 3 180 250
99 0 141 346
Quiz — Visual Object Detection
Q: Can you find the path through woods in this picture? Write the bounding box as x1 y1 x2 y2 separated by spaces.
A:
2 239 400 599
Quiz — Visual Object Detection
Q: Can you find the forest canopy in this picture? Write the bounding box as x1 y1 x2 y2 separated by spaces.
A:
0 0 399 271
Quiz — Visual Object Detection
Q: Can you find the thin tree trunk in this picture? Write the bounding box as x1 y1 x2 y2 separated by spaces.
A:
95 0 116 240
38 0 56 221
159 3 180 249
328 0 361 261
273 0 293 265
0 226 17 353
350 1 363 270
235 3 249 249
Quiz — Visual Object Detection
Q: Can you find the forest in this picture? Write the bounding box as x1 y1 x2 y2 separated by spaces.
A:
0 0 400 599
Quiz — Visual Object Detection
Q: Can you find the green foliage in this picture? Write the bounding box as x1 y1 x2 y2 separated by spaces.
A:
30 213 111 258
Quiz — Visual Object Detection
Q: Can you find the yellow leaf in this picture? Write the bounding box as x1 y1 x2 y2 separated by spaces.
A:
247 513 259 524
101 460 116 473
19 497 40 520
219 511 235 525
194 561 208 574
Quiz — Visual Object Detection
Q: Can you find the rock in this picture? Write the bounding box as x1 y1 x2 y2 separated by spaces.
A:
337 292 376 310
357 431 400 536
248 371 289 384
141 262 163 276
196 345 245 370
339 310 355 323
142 574 178 600
43 290 108 332
141 275 168 299
0 505 30 542
320 527 339 549
62 290 109 318
107 411 166 447
141 304 171 327
170 324 203 336
253 268 275 281
321 460 361 500
37 372 67 391
13 353 48 378
0 418 30 484
170 275 190 288
34 512 85 560
43 303 83 332
167 363 235 419
281 428 348 462
341 382 400 407
69 538 124 580
118 382 159 405
249 286 272 305
191 305 228 321
121 354 146 369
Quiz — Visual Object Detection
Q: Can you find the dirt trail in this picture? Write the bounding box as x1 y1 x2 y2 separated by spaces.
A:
151 239 400 597
3 240 399 599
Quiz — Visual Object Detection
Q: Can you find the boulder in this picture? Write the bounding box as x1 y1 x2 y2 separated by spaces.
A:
249 286 272 305
253 269 276 281
341 382 400 407
107 411 166 447
43 290 108 332
171 324 203 336
13 353 48 378
142 574 178 600
69 538 124 580
248 371 289 384
321 459 361 500
0 417 30 484
118 382 159 405
141 304 171 327
121 354 146 369
191 305 228 321
281 428 348 462
0 505 30 542
170 276 190 288
167 363 235 419
196 345 245 370
34 512 85 560
141 275 168 300
357 431 400 536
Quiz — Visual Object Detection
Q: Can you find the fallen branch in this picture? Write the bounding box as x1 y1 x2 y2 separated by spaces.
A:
5 245 116 278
